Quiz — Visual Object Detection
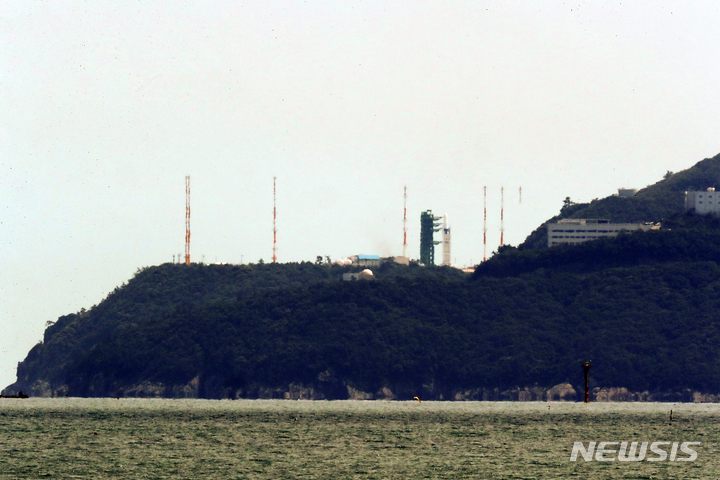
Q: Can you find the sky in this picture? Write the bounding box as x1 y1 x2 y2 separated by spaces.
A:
2 0 720 391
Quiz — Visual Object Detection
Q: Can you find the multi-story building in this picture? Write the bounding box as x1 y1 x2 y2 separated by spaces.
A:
350 255 381 267
547 219 656 247
685 188 720 215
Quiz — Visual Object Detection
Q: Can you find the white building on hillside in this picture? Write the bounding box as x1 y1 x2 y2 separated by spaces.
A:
350 255 381 267
547 219 657 247
685 188 720 215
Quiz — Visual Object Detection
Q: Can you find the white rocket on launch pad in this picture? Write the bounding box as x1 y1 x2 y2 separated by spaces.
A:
442 214 451 266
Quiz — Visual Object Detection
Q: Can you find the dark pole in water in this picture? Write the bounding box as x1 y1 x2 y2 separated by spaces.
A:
582 361 591 403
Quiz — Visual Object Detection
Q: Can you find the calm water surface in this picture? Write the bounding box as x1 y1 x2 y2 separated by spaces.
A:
0 398 717 479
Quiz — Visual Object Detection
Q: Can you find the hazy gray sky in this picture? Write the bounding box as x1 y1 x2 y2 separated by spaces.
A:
2 0 720 389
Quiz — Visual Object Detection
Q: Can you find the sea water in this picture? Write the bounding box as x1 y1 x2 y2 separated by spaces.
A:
0 398 717 479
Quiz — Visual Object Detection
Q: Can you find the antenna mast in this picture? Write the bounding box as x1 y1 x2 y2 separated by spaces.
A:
500 186 504 247
273 176 277 263
403 186 407 258
185 175 191 265
483 186 487 262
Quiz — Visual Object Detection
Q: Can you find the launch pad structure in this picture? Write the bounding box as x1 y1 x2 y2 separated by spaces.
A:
419 210 441 265
180 178 521 268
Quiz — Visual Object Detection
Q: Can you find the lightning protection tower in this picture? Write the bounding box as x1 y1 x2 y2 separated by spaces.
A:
500 186 505 247
420 210 441 266
273 176 277 263
403 186 408 258
185 175 191 265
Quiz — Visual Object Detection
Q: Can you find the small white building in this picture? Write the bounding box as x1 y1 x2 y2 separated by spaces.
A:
685 188 720 215
350 255 381 267
547 219 657 247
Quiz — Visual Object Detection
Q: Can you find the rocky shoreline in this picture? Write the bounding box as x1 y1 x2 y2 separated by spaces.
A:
6 379 720 403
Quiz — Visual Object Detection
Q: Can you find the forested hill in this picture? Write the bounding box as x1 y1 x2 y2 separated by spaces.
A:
8 152 720 401
474 213 720 278
7 248 720 401
519 152 720 250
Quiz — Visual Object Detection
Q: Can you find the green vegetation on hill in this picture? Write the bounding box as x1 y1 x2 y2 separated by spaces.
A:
10 262 473 399
476 213 720 278
92 261 720 397
519 152 720 250
8 248 720 400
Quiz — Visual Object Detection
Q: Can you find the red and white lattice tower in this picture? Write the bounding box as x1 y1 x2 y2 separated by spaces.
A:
273 176 277 263
403 186 408 258
500 186 504 247
185 175 191 265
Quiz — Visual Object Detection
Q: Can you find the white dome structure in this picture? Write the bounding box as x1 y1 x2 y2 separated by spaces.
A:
358 269 374 280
